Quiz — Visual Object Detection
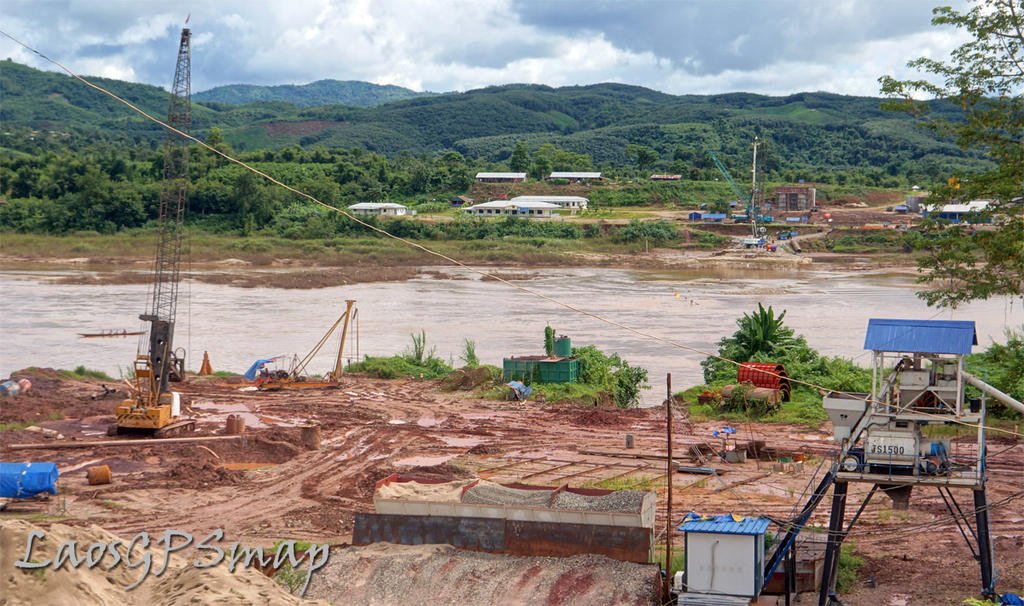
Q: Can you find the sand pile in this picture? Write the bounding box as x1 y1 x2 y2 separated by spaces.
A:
0 520 324 605
305 543 658 605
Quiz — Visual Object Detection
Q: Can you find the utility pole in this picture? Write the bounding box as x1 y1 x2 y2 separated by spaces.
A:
750 137 760 239
665 373 673 600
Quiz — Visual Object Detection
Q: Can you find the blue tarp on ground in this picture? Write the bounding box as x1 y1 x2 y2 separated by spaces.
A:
507 381 533 401
1 462 59 498
244 356 287 380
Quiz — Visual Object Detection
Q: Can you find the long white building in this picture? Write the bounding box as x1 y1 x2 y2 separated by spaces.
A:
463 200 561 218
347 202 408 216
509 195 588 214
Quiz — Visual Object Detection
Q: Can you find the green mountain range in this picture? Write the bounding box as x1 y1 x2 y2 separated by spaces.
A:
193 79 431 107
0 59 986 179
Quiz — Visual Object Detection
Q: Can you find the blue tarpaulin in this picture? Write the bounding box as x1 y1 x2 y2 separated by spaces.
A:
507 381 533 401
244 356 286 380
1 462 59 498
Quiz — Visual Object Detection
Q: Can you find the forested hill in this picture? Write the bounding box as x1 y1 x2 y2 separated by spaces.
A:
1 59 986 180
193 79 431 107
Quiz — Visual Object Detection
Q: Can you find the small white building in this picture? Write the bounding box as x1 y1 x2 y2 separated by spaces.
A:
347 202 408 217
475 172 527 183
548 171 603 182
464 200 560 218
509 195 588 214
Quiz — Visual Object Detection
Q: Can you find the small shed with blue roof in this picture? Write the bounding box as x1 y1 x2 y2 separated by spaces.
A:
864 319 977 355
678 513 770 598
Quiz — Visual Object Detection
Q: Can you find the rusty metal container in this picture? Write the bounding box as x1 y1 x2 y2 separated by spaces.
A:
225 414 246 435
737 362 791 401
86 464 112 485
301 424 322 450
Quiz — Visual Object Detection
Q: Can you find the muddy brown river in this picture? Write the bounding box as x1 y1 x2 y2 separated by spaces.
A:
1 266 1021 405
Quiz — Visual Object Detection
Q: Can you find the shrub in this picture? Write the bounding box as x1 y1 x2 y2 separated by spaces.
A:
572 345 649 408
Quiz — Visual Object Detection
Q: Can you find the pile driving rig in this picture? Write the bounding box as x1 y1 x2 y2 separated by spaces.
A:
112 27 195 437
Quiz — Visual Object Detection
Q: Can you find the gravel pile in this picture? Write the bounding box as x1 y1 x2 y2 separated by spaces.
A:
462 481 554 506
305 543 659 605
553 490 648 513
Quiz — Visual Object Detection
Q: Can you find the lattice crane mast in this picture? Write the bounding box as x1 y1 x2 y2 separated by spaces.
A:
112 26 195 437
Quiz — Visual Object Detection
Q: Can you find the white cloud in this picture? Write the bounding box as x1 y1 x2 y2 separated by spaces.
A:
117 13 178 45
0 0 973 98
75 57 136 81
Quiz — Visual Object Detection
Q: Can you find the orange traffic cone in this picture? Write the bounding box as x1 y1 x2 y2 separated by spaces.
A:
198 351 214 375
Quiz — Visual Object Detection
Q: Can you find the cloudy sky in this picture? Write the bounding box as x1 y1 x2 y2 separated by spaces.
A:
1 0 968 96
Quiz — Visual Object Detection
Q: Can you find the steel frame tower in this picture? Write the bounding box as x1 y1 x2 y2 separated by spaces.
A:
816 319 1003 605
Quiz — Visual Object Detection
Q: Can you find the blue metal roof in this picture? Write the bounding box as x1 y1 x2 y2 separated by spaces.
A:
678 515 770 535
863 319 977 355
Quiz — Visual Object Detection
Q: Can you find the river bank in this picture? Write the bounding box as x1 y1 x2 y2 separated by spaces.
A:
0 231 920 289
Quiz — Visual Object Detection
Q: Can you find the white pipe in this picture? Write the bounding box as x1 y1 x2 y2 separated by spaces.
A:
962 371 1024 415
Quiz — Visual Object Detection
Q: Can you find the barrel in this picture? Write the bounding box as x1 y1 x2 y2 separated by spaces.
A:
553 336 572 358
625 434 635 449
226 415 246 435
86 465 112 485
301 425 322 450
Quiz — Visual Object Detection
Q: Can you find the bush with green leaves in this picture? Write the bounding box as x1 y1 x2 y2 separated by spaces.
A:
572 344 649 409
966 326 1024 419
697 304 872 425
613 219 678 245
347 330 453 379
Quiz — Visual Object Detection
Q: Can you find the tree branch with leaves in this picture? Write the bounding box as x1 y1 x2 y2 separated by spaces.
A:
879 0 1023 308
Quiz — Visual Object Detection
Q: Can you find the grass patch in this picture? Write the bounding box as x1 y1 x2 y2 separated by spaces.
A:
0 512 69 523
651 545 687 577
0 421 33 432
533 382 609 406
59 365 114 381
270 540 315 595
347 355 453 380
583 475 658 491
677 385 827 428
835 542 864 593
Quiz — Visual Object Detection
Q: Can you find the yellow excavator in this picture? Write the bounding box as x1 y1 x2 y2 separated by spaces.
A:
110 27 195 438
256 300 358 391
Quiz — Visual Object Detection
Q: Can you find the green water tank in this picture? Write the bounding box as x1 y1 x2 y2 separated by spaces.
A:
553 336 572 358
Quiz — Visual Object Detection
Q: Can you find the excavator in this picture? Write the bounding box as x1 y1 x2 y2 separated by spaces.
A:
110 27 196 437
256 300 358 390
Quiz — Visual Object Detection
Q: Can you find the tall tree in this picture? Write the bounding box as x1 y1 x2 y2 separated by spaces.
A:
879 0 1023 308
509 140 530 172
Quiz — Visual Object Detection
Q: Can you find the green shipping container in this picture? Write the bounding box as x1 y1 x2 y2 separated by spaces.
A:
503 358 579 384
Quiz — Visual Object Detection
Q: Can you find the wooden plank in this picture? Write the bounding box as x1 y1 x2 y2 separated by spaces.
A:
712 471 773 493
599 463 649 482
551 463 611 484
6 435 242 450
519 461 579 481
476 457 544 475
579 448 670 461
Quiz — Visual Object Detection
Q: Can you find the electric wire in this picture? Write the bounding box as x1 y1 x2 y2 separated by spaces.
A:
3 27 1022 442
